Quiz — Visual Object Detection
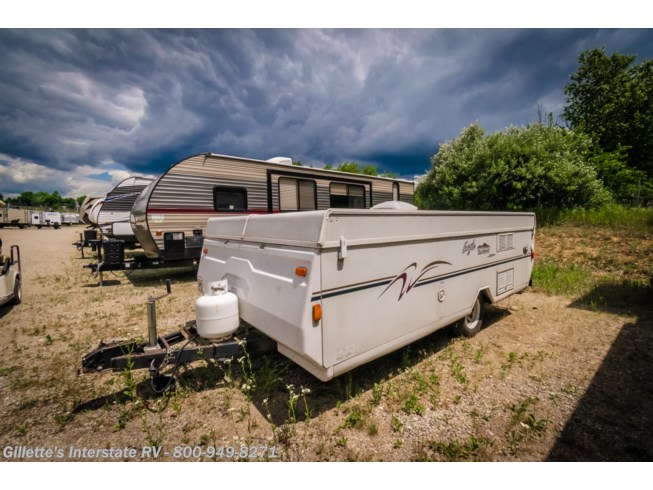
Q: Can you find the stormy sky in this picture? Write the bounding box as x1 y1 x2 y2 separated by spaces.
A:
1 28 652 197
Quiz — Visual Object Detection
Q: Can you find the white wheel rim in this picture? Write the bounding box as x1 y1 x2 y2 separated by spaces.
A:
465 299 481 328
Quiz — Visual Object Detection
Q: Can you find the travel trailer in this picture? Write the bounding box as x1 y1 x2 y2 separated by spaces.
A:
81 205 536 385
31 211 61 229
79 196 105 225
85 152 413 276
0 206 31 228
62 213 80 225
96 177 153 241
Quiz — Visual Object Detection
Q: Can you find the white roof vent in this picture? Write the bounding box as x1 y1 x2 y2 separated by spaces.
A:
371 201 418 210
266 157 293 165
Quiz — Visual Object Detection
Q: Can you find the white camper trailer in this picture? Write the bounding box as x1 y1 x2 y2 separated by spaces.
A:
62 213 80 225
195 207 536 381
31 211 62 228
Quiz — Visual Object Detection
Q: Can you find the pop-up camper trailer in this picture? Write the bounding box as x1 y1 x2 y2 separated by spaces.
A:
195 208 536 380
81 206 536 384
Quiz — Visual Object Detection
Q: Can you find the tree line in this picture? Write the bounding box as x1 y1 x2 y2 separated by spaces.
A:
0 191 86 211
417 48 653 211
293 160 399 178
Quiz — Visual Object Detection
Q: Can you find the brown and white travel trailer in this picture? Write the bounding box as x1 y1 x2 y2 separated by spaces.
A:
79 196 105 225
97 176 153 241
130 153 414 262
0 206 31 228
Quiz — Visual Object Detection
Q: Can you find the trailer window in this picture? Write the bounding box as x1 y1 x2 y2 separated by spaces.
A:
330 183 366 209
213 186 247 212
392 182 400 201
279 178 316 211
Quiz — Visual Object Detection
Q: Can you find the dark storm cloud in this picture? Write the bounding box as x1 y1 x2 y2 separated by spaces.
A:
1 28 652 185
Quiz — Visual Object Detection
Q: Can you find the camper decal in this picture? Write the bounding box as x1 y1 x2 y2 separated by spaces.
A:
378 261 451 301
477 242 490 255
462 239 476 255
104 192 140 202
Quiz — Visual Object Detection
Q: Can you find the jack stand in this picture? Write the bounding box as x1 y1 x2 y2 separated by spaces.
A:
145 279 173 351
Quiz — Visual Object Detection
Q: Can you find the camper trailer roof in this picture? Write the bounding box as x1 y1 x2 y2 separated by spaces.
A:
205 208 536 249
205 153 414 184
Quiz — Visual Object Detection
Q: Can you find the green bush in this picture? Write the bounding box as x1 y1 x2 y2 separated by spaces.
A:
416 123 612 211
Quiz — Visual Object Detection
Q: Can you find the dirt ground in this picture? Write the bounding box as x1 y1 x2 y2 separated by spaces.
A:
0 226 651 461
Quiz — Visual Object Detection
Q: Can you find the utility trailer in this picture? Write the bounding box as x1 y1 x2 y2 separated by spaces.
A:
81 204 536 386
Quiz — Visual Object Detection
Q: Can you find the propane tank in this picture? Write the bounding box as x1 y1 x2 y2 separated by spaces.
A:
195 280 240 339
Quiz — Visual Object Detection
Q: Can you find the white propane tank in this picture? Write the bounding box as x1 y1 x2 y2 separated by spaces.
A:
195 280 240 339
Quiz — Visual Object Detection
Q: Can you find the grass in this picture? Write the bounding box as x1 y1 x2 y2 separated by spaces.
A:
402 393 425 415
535 204 653 232
505 396 548 456
415 434 492 462
532 260 596 297
532 214 652 311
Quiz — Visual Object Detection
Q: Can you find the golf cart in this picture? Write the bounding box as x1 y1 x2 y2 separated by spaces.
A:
0 242 21 307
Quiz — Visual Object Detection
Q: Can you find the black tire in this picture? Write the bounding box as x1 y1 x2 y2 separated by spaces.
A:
455 296 484 338
10 277 22 306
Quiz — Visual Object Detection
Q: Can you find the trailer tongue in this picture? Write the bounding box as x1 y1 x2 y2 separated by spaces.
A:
79 280 274 392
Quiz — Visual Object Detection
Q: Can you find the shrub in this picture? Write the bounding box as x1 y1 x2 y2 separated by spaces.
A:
416 123 612 211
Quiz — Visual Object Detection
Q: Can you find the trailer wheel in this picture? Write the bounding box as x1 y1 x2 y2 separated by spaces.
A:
10 278 22 305
456 296 484 337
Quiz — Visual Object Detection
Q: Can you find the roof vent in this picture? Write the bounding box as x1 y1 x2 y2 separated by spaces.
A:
266 157 293 165
371 201 417 210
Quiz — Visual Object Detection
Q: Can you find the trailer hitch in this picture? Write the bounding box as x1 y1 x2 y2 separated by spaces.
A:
79 279 276 394
79 323 275 390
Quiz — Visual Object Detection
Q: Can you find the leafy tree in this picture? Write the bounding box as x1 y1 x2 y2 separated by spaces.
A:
76 195 87 206
416 123 612 211
335 161 362 174
334 161 379 176
563 48 653 177
292 161 303 166
3 190 82 210
589 149 653 205
323 164 333 170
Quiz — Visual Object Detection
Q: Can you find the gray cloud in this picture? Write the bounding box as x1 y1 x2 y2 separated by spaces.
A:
1 28 652 193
